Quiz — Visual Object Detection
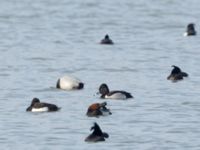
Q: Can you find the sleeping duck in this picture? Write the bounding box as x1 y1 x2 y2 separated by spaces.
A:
56 75 84 90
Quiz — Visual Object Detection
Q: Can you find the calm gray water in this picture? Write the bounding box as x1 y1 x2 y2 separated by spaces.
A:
1 0 200 149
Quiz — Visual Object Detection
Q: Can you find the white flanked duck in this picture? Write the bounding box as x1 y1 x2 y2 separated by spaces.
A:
98 83 133 100
26 98 61 112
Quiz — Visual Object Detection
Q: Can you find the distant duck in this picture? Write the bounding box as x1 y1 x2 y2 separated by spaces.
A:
86 102 112 117
167 65 188 81
184 23 196 36
85 122 109 142
56 75 84 90
100 34 114 44
26 98 61 112
98 83 133 100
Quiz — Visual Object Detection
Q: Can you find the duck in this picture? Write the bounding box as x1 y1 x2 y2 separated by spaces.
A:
98 83 133 100
26 98 61 112
167 65 188 81
85 122 109 142
86 102 112 117
100 34 114 44
56 75 84 90
184 23 196 36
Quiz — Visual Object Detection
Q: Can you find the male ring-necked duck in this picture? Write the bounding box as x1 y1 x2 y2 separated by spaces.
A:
184 23 196 36
56 75 84 90
100 34 114 44
26 98 61 112
98 83 133 100
85 122 109 142
86 102 112 117
167 65 188 81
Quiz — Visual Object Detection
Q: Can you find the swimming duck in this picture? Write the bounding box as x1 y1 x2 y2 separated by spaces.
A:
184 23 196 36
85 122 109 142
56 75 84 90
86 102 112 117
167 65 188 81
100 34 114 44
26 98 61 112
98 83 133 100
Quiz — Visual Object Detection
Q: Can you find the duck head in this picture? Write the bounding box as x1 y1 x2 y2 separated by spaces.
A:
26 98 40 111
91 122 109 138
105 34 109 39
186 23 196 35
99 84 110 95
171 65 181 74
187 23 195 31
31 98 40 106
99 102 112 115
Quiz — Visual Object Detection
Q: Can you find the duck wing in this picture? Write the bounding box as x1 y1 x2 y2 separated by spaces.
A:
108 91 133 98
34 103 60 111
180 72 188 77
85 134 105 142
87 109 102 117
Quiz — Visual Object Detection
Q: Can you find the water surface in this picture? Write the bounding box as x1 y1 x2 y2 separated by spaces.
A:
0 0 200 149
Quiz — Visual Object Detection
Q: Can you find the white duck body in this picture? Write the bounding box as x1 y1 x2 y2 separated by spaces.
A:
57 75 84 90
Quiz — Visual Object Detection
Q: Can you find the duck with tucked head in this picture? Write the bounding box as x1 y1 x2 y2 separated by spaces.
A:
100 34 114 44
26 98 61 112
167 65 188 81
56 75 84 90
98 83 133 100
85 122 109 142
86 102 112 117
184 23 196 36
